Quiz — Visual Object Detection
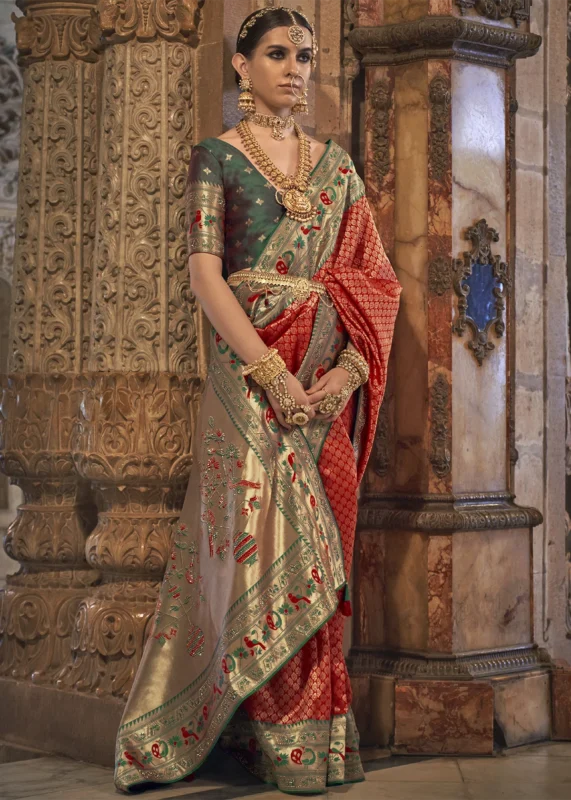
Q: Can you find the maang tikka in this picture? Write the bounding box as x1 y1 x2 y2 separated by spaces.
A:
237 6 318 70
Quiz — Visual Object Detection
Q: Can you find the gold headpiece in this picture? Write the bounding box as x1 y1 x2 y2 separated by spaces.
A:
238 6 318 69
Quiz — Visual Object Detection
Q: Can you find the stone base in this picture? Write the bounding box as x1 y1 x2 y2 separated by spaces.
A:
551 661 571 740
351 665 564 755
0 677 124 767
0 741 47 764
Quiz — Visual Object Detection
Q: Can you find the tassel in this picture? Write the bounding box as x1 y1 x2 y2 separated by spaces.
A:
338 583 352 617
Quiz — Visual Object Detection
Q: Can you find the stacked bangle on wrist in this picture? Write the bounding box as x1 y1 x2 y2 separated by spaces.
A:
242 349 310 426
242 348 286 389
317 347 370 417
336 348 369 389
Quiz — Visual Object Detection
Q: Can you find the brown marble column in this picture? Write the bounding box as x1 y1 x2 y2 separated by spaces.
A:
0 0 100 683
347 1 568 753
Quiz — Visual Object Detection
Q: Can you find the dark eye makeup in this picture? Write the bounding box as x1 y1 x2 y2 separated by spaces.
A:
267 48 311 63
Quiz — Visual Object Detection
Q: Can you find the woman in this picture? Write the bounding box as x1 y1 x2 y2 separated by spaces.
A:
115 7 401 795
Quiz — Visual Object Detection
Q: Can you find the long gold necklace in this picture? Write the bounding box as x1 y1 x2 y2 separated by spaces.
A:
248 112 295 141
236 119 317 224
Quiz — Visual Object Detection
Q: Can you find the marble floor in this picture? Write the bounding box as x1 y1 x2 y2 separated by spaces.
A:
1 742 571 800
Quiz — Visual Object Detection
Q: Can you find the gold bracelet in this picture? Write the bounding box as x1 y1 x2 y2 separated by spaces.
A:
336 348 369 387
243 349 287 389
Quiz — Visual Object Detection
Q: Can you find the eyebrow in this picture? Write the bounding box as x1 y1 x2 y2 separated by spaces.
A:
265 44 312 52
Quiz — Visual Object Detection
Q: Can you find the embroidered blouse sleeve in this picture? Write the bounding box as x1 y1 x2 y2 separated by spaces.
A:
185 145 225 259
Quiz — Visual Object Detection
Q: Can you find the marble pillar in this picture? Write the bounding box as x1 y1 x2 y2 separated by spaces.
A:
348 0 569 753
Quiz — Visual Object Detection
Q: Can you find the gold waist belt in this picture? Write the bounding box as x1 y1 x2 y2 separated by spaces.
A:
227 269 329 304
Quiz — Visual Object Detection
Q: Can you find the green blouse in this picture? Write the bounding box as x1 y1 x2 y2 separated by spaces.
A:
185 137 331 279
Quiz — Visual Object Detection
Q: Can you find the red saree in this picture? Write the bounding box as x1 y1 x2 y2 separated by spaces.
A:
114 137 401 794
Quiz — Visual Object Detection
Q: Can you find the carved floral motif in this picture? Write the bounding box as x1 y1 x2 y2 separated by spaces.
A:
58 372 200 696
429 74 451 184
13 9 100 63
455 0 532 26
10 58 98 373
429 374 451 478
90 40 198 374
369 79 391 186
349 17 541 69
0 374 98 680
98 0 203 43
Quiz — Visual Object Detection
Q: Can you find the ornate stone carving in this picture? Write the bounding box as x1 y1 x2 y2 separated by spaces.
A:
0 40 22 205
59 30 204 697
89 40 198 374
10 57 98 373
372 400 389 477
56 373 200 697
428 255 452 296
98 0 203 44
452 219 510 366
429 74 451 184
369 79 391 186
342 0 360 79
13 7 100 63
349 17 542 69
348 643 549 679
455 0 532 26
430 374 451 478
358 500 543 531
0 2 101 683
0 374 98 680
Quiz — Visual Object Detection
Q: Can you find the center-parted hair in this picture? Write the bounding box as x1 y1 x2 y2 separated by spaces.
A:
234 8 313 84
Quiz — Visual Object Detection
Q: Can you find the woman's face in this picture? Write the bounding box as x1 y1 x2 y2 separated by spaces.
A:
233 25 313 114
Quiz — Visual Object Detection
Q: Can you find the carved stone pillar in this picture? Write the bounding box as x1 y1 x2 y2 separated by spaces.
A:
55 0 208 699
347 1 570 753
0 0 100 681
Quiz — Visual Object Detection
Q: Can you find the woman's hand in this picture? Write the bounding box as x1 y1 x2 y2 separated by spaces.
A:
266 372 316 431
306 367 352 421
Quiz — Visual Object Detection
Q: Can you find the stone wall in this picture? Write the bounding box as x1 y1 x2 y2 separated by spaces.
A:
514 0 570 660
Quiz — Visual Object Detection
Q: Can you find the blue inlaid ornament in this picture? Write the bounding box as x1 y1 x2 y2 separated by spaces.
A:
452 219 510 366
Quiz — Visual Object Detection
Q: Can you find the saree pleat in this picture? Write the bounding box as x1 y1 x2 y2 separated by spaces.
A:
114 139 401 795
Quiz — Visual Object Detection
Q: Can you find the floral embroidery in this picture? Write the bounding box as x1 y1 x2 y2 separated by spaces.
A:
200 417 262 559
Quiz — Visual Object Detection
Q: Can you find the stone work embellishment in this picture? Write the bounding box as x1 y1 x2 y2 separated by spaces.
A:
370 78 391 186
455 0 531 26
452 219 510 366
430 373 451 478
429 75 451 184
428 256 452 296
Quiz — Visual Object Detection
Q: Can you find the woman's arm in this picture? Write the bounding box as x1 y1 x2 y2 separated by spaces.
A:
189 253 315 429
190 253 269 365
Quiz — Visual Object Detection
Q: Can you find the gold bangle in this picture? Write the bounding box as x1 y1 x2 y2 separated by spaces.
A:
243 349 287 390
336 348 369 387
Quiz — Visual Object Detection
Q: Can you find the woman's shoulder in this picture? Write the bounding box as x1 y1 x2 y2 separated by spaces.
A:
192 136 233 157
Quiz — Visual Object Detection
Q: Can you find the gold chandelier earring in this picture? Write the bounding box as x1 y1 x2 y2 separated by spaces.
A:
291 74 309 115
237 76 256 115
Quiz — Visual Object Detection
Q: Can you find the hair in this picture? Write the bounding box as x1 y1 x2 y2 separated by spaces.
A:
234 8 313 85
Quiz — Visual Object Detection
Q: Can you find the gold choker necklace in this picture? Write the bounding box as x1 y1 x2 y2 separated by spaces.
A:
236 119 317 223
246 113 295 141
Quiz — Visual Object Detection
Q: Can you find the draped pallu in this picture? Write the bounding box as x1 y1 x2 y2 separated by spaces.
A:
115 140 401 793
